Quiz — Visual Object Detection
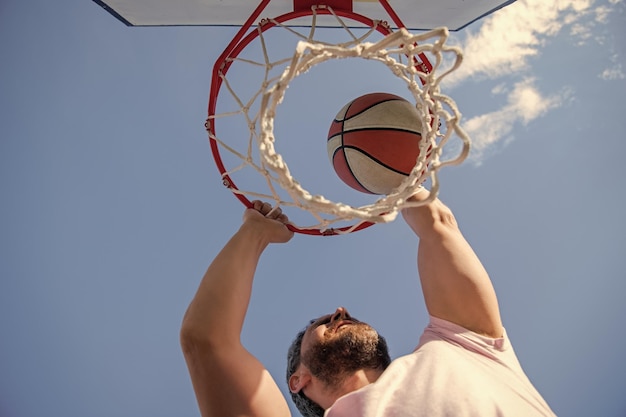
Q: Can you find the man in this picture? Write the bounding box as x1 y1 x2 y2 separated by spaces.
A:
180 190 556 417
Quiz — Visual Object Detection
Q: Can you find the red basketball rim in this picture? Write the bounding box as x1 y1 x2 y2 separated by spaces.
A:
206 0 432 236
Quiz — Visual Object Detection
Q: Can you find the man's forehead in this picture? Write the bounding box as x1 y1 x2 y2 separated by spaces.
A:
309 314 330 326
305 314 330 332
302 313 333 342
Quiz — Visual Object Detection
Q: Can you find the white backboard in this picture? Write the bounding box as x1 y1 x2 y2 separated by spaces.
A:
93 0 517 31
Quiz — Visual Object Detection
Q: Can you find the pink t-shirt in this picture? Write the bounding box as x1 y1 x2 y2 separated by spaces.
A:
325 317 556 417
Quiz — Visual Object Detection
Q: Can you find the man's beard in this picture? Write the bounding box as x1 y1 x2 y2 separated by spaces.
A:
301 323 390 389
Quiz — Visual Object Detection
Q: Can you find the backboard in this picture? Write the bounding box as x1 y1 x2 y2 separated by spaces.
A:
93 0 517 31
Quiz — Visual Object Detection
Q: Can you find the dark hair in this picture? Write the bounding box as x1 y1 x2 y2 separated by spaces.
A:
286 327 325 417
286 321 392 417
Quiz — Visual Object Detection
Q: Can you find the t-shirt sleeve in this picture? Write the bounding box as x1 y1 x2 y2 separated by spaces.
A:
417 315 525 372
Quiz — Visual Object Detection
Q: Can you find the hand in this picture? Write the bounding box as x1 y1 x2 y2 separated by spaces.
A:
401 188 449 237
242 200 294 244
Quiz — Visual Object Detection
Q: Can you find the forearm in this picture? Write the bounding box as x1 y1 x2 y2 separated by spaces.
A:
181 223 269 348
403 192 503 337
180 203 293 417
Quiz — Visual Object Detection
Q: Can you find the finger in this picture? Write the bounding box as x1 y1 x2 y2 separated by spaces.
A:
260 202 272 215
266 206 282 219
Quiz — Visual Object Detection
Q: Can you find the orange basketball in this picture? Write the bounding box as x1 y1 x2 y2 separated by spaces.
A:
327 92 423 195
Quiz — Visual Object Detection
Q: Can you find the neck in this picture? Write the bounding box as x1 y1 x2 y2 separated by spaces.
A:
321 368 384 409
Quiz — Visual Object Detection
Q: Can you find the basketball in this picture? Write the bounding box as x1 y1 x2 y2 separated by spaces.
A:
327 92 424 195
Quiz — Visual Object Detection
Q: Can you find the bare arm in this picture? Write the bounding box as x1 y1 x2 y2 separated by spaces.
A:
180 201 294 417
402 190 503 338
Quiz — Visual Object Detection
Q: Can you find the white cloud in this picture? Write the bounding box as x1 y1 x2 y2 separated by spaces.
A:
462 78 569 163
570 23 594 45
599 64 625 80
445 0 596 86
595 5 613 22
436 0 622 164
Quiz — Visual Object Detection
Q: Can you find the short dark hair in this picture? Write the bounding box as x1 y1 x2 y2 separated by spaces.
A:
286 327 325 417
286 320 391 417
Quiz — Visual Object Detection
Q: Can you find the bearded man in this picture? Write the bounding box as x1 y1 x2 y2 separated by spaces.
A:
180 190 556 417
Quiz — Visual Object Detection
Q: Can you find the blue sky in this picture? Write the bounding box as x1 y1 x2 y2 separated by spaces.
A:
1 1 625 417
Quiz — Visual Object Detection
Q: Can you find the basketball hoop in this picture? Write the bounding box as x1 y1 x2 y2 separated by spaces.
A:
205 1 470 235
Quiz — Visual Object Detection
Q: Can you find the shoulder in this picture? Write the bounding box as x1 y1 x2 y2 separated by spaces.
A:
416 316 516 362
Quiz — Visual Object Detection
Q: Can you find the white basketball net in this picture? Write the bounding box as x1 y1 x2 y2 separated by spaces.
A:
207 7 470 234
